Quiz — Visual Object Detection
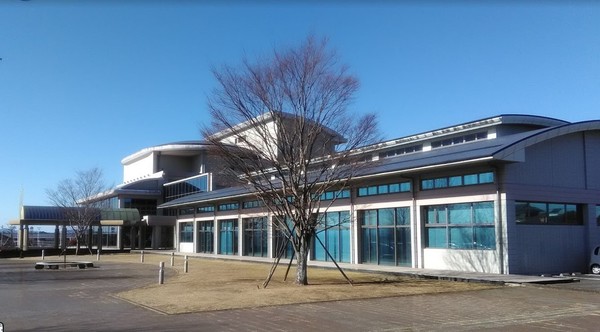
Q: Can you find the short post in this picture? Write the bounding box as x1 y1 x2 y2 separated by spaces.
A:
140 250 144 263
170 252 174 267
184 255 189 273
158 261 164 285
41 249 45 261
96 249 101 261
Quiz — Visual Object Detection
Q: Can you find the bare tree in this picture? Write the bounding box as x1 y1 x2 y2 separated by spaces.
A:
202 36 380 285
46 167 109 255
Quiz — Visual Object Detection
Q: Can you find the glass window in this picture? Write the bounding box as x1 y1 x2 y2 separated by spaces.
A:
421 171 494 190
449 227 473 249
179 222 193 243
378 209 395 226
364 186 375 195
218 219 238 255
378 185 389 194
434 178 448 188
565 204 579 224
197 221 214 253
424 202 495 250
427 228 446 248
421 179 434 190
358 207 411 266
516 201 583 225
548 203 565 224
448 176 462 187
463 174 478 185
312 211 351 263
243 217 268 257
474 202 494 223
479 172 494 183
448 204 471 224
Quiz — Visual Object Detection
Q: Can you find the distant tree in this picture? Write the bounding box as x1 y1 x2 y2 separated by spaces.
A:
202 36 380 285
46 167 109 255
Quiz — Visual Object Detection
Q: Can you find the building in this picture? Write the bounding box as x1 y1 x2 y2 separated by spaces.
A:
13 113 600 275
157 114 600 275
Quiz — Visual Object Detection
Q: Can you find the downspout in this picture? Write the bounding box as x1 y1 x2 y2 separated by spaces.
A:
493 165 505 274
408 176 419 268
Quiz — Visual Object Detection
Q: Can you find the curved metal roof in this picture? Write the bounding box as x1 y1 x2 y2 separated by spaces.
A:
158 120 600 208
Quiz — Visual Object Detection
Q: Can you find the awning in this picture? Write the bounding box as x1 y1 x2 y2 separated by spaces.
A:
100 208 140 222
142 215 177 226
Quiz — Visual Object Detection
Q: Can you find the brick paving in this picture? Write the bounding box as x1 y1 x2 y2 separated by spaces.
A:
1 258 599 331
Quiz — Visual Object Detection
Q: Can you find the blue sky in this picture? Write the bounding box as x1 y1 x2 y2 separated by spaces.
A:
1 1 599 225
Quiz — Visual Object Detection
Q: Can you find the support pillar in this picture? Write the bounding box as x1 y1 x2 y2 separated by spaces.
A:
97 226 103 252
61 224 67 251
54 225 60 250
23 226 29 251
130 226 137 250
88 227 93 250
140 224 146 250
18 224 24 251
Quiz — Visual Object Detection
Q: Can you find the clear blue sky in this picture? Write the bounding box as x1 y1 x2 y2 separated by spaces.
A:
1 1 599 225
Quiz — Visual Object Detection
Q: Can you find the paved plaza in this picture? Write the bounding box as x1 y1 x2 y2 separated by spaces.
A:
1 258 600 331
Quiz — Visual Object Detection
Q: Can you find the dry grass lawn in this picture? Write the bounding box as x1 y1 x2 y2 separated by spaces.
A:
97 253 498 314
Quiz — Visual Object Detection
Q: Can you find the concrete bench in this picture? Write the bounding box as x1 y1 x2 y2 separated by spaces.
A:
35 261 94 270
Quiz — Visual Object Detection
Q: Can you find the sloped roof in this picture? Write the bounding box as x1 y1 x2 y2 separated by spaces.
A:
158 120 600 209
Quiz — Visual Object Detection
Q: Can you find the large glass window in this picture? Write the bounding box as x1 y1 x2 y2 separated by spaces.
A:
197 221 214 253
218 219 238 255
243 217 268 257
123 198 157 216
425 202 495 249
515 201 583 225
312 211 351 263
272 216 294 259
359 207 411 266
179 222 193 243
164 174 210 202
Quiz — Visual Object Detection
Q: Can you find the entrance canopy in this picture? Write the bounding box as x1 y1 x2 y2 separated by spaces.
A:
15 206 141 227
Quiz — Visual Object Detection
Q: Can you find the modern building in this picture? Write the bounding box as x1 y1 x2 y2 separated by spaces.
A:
12 114 600 275
157 114 600 275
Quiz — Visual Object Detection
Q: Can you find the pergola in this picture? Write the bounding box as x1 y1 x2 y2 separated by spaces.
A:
11 206 141 251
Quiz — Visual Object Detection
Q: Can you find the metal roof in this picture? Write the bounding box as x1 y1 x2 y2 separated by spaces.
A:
158 120 600 209
20 206 141 224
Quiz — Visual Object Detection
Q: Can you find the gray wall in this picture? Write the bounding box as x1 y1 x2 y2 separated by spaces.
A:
503 132 600 274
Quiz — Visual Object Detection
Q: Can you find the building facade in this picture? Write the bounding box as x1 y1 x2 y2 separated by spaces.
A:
156 114 600 275
16 114 599 275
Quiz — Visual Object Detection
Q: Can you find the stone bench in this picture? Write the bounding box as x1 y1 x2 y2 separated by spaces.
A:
34 261 94 270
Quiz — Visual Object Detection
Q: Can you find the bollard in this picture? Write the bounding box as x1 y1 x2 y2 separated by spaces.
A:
170 252 174 267
158 261 165 285
184 255 189 273
42 249 45 261
96 249 101 261
140 250 144 263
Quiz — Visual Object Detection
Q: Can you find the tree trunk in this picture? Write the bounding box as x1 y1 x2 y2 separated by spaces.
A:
295 235 309 285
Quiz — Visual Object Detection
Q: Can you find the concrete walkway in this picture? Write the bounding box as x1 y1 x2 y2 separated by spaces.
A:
137 250 579 285
1 257 597 331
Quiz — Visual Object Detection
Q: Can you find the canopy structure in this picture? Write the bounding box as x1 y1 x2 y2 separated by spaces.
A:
16 206 141 226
